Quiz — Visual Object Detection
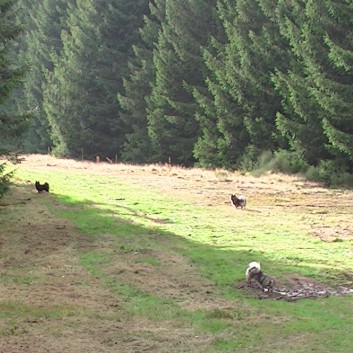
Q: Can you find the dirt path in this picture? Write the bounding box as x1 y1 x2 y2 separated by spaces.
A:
0 185 126 352
0 174 223 352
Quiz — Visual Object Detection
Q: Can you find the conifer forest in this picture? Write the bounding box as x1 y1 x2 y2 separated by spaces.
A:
1 0 353 185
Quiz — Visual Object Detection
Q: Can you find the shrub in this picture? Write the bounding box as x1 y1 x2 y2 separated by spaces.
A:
250 151 353 187
250 149 309 176
309 160 353 188
0 162 12 198
238 145 262 172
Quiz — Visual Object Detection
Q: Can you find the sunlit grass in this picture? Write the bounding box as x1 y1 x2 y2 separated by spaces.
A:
16 168 353 275
13 163 353 352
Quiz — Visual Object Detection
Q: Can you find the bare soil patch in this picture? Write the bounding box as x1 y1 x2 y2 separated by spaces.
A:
237 274 353 302
107 250 229 312
0 185 122 352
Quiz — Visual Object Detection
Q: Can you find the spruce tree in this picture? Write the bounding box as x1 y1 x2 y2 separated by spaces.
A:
44 0 148 159
273 0 353 169
194 37 252 168
0 0 26 143
117 0 166 163
147 0 218 165
195 0 290 168
15 0 68 152
272 0 330 165
305 1 353 166
0 0 26 196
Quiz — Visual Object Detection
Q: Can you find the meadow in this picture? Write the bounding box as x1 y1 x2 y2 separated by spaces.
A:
1 154 353 352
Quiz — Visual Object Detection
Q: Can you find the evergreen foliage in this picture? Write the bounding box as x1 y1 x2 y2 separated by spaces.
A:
304 1 353 167
117 0 166 163
0 0 26 196
3 0 353 185
13 0 68 152
0 0 26 141
272 0 331 166
195 0 292 168
43 0 148 159
146 0 218 165
0 162 11 198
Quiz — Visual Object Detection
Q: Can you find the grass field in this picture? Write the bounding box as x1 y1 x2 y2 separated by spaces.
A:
1 154 353 352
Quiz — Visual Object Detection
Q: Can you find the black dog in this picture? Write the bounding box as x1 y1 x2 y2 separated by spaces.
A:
35 181 50 193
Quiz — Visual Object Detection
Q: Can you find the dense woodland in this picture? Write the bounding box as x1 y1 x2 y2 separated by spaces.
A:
1 0 353 187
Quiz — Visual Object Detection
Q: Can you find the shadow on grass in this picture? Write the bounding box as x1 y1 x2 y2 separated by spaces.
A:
10 183 353 352
49 192 353 295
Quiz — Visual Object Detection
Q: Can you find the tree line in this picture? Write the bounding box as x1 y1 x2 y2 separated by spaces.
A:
2 0 353 186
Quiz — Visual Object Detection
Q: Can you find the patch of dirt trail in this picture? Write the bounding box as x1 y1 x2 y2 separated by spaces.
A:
107 250 230 312
0 184 215 353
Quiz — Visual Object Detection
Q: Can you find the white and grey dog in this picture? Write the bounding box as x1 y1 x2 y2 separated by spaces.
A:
231 194 246 209
245 261 261 284
245 261 275 291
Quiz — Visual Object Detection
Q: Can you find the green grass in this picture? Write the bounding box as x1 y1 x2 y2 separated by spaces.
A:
13 166 353 352
0 271 40 286
0 300 84 320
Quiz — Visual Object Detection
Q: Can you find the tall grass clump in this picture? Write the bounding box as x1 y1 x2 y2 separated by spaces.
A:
250 150 308 176
305 160 353 188
249 150 353 187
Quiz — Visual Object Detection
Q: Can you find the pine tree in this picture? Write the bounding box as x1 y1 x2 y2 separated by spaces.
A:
117 0 166 163
15 0 68 152
44 0 148 159
195 0 290 168
0 0 26 196
194 39 252 168
229 0 292 148
0 0 26 143
304 1 353 166
272 0 330 165
273 0 353 169
147 0 218 165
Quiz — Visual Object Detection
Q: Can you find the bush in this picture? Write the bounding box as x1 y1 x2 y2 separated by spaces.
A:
249 151 353 188
238 145 262 172
304 165 318 181
0 162 12 198
306 160 353 188
250 149 309 176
